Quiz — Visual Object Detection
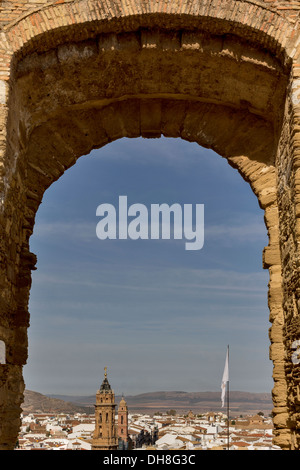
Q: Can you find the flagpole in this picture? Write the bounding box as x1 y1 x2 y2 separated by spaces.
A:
227 345 229 451
221 344 230 450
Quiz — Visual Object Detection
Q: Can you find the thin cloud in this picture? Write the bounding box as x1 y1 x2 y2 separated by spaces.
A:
31 220 95 242
206 221 266 241
32 214 266 247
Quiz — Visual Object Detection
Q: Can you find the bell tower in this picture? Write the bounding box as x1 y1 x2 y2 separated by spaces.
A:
92 367 118 450
118 396 129 445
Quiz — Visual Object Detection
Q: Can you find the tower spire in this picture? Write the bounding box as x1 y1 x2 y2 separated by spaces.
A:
92 367 118 450
100 366 112 392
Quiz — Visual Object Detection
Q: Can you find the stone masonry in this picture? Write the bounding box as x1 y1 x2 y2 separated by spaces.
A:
1 0 300 450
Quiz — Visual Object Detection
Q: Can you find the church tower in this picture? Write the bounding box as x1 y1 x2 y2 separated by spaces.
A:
92 367 118 450
118 396 129 445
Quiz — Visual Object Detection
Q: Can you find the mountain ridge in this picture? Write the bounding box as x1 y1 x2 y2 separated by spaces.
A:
22 389 273 416
47 390 272 403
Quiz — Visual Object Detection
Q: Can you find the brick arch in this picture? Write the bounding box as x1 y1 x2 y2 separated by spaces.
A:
0 0 300 451
2 0 297 63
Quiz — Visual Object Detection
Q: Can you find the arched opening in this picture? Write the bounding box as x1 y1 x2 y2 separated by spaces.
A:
25 136 271 398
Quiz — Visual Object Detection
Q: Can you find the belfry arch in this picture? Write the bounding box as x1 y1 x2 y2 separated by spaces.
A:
1 0 300 450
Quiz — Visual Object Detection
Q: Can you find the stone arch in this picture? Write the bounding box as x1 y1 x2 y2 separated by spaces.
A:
1 0 296 58
0 0 300 450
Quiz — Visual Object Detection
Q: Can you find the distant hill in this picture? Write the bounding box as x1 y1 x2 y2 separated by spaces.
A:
43 390 273 416
22 390 94 414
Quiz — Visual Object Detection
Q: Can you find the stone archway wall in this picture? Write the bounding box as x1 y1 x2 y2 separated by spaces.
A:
0 0 300 450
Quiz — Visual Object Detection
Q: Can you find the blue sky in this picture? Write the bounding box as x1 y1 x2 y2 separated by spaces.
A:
24 136 273 396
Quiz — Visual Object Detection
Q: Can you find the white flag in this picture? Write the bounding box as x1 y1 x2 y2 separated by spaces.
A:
221 346 229 407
